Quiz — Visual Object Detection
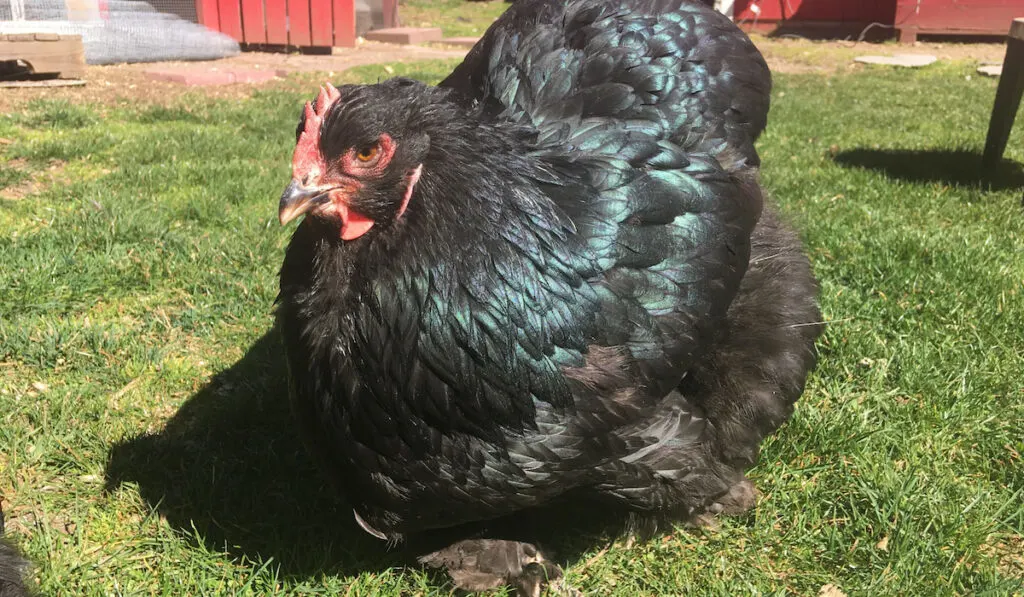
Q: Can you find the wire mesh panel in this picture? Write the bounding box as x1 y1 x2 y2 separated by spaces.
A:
148 0 198 23
0 0 239 63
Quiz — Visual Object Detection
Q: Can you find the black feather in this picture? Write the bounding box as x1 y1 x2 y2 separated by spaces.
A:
276 0 820 547
0 508 33 597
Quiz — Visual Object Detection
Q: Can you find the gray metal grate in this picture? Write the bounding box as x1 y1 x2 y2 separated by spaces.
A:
0 0 239 64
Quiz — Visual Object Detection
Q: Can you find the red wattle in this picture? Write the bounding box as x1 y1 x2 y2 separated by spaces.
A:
337 203 376 240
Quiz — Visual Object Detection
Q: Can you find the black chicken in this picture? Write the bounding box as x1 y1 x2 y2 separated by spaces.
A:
275 0 822 592
0 506 33 597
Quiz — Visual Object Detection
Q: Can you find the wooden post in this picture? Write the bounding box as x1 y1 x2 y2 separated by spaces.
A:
381 0 398 29
983 18 1024 169
9 0 25 20
898 28 917 44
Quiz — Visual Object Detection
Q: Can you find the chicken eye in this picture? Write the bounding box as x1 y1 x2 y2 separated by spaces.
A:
356 145 379 162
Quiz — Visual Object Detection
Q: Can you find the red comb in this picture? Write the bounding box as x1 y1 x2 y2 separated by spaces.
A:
293 82 342 177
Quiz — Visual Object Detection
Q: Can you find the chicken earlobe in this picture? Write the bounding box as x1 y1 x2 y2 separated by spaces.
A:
396 164 423 220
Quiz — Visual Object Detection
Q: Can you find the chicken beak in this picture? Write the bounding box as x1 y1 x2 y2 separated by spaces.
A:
279 179 329 226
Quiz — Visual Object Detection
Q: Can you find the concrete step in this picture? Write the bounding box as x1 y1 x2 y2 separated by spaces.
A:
364 27 442 45
438 36 479 48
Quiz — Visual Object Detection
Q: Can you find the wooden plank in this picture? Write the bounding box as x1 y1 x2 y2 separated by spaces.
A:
0 78 86 88
332 0 355 47
0 34 86 79
287 0 312 46
196 0 221 32
309 0 332 47
1011 17 1024 41
217 0 243 41
240 0 267 44
265 0 288 44
983 36 1024 167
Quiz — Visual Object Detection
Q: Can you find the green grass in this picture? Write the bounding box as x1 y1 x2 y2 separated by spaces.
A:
0 163 30 191
1 59 1022 596
400 0 507 37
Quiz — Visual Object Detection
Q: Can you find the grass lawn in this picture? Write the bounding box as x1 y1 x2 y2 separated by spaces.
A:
1 55 1022 596
400 0 508 37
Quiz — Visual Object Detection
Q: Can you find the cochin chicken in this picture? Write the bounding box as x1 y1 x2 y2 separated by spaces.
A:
275 0 822 592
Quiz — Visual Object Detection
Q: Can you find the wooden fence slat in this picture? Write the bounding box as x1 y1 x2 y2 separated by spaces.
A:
286 0 312 46
216 0 243 41
197 0 356 48
196 0 220 32
309 0 332 47
265 0 288 44
331 0 354 47
241 0 267 44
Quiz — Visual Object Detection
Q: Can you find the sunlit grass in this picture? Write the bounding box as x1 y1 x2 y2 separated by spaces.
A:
1 57 1021 596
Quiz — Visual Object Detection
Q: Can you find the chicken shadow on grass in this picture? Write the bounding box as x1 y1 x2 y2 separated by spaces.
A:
103 331 624 583
103 331 400 579
832 148 1024 195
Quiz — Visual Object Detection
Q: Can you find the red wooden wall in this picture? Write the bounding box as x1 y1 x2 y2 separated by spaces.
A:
733 0 895 24
733 0 1019 39
196 0 355 48
895 0 1021 37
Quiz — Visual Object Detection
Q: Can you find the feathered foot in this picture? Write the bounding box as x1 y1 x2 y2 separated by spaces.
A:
708 475 758 516
418 538 580 596
0 506 33 597
689 476 759 530
0 540 33 597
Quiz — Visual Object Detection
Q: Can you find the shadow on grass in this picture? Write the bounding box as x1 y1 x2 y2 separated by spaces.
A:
103 331 400 579
102 331 627 584
832 148 1024 193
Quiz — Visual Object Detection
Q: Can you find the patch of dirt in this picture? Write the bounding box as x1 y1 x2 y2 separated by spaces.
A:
0 40 467 112
0 159 67 200
982 534 1024 578
818 584 847 597
0 33 1009 111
